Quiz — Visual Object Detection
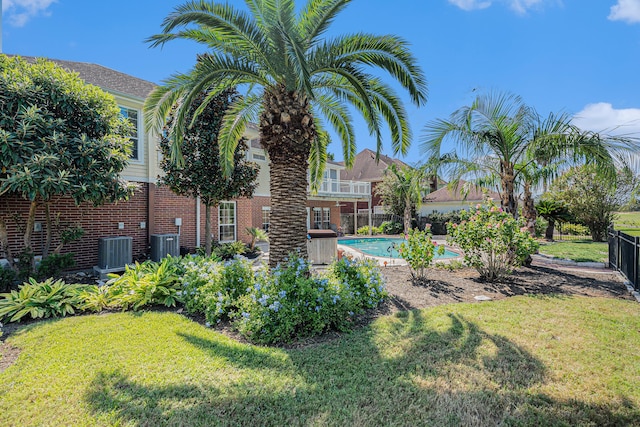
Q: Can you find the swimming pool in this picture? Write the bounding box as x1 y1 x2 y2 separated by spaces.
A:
339 237 460 259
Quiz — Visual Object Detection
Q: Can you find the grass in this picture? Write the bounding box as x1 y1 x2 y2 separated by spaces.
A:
615 211 640 229
1 297 640 426
538 239 608 263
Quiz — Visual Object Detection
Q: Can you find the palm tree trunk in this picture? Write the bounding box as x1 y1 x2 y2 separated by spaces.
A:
522 181 536 236
545 219 555 241
260 86 315 268
404 197 411 234
500 162 518 217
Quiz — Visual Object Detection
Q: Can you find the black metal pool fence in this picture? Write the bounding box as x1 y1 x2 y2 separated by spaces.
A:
608 227 639 291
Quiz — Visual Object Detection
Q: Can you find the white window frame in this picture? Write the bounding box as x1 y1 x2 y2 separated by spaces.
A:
253 152 267 161
313 207 322 229
323 207 331 229
218 201 237 243
261 206 271 232
120 106 142 163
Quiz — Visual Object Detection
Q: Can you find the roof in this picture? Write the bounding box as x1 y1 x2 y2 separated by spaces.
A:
340 148 408 182
424 179 500 203
9 55 156 100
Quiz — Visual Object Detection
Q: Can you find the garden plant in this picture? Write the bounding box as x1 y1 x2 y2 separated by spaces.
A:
398 228 445 281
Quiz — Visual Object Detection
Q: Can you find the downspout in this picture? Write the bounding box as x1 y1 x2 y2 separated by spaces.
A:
196 196 201 248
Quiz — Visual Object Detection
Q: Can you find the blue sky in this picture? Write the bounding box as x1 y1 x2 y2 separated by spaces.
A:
2 0 640 164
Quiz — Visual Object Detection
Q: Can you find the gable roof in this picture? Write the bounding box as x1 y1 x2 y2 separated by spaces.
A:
9 55 156 100
340 148 408 182
424 179 500 203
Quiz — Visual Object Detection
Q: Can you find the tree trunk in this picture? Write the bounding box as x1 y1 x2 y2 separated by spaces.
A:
500 162 518 217
404 197 411 234
260 85 316 268
544 219 555 241
205 204 213 256
0 216 14 269
429 174 438 193
522 181 536 236
24 201 37 251
43 202 52 258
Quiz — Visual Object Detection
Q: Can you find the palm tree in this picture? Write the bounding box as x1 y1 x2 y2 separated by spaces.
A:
145 0 427 267
421 91 632 218
384 164 424 234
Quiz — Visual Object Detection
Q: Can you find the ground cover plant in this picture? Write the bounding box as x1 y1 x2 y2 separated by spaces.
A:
538 240 608 263
1 296 638 426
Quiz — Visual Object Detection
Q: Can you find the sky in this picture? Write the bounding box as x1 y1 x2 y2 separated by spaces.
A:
2 0 640 165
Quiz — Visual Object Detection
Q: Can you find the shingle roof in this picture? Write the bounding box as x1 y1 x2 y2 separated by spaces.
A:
340 148 408 182
10 55 156 100
424 179 500 203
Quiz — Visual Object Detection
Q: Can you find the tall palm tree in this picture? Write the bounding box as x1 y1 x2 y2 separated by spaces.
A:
421 91 632 218
144 0 427 267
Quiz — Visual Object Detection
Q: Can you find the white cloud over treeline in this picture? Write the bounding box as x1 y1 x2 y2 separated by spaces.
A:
573 103 640 137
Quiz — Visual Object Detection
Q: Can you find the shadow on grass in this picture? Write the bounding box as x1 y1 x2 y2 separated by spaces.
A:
85 309 640 426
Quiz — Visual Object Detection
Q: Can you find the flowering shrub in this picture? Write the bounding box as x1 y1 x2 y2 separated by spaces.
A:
180 255 254 325
234 253 387 344
447 200 538 281
398 228 445 280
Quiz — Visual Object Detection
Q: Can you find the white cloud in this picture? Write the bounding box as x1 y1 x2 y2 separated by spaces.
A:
573 103 640 137
448 0 492 11
2 0 57 27
609 0 640 24
448 0 552 15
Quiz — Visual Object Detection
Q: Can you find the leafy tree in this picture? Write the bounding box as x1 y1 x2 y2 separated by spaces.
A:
535 199 572 240
549 165 626 241
158 89 259 256
0 55 134 269
245 227 269 251
421 91 632 218
144 0 427 267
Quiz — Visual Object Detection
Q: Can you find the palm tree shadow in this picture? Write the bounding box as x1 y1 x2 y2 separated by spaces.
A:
84 311 639 426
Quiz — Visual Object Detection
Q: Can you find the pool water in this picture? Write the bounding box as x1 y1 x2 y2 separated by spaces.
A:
339 237 460 259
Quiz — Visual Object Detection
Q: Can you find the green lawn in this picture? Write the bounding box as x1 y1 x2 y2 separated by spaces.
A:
615 211 640 229
1 297 639 426
538 240 608 263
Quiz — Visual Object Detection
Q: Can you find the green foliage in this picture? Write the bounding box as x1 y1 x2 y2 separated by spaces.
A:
180 256 254 325
35 253 76 279
558 223 589 236
422 211 463 234
357 225 381 235
0 278 89 322
105 256 184 311
376 165 424 233
434 260 466 271
235 253 386 344
213 241 247 260
398 228 445 280
245 227 268 251
380 221 403 235
78 285 111 313
0 267 17 293
447 199 539 281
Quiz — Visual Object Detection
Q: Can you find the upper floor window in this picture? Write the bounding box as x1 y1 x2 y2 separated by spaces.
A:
120 107 140 161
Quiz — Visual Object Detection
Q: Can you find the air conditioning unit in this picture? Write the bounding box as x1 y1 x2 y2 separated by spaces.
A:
150 234 180 262
97 236 132 270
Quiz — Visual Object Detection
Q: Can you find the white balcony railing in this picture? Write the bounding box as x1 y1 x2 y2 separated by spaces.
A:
311 179 371 198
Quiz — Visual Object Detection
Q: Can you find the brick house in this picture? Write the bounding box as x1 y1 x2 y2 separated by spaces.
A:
0 56 371 270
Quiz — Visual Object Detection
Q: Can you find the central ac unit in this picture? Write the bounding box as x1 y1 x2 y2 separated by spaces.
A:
150 234 180 262
97 236 133 270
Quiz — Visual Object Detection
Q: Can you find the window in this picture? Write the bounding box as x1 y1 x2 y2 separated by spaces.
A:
120 107 140 160
313 208 322 229
261 207 270 232
253 153 266 161
218 201 236 242
323 207 330 229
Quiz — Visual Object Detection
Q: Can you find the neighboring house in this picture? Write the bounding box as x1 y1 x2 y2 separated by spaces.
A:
338 148 409 214
0 56 371 269
419 179 500 216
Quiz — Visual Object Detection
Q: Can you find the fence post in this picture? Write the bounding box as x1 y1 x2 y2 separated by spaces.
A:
636 236 639 291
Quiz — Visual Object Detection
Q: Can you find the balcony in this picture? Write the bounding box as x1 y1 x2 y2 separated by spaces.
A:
310 179 371 199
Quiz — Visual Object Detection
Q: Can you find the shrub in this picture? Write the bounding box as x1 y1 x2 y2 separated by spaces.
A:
559 222 589 236
36 253 76 279
398 228 445 280
0 278 89 322
357 225 381 235
434 260 465 271
447 200 538 281
234 253 386 344
0 267 17 293
180 255 254 325
213 241 247 260
380 221 403 235
105 256 184 310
